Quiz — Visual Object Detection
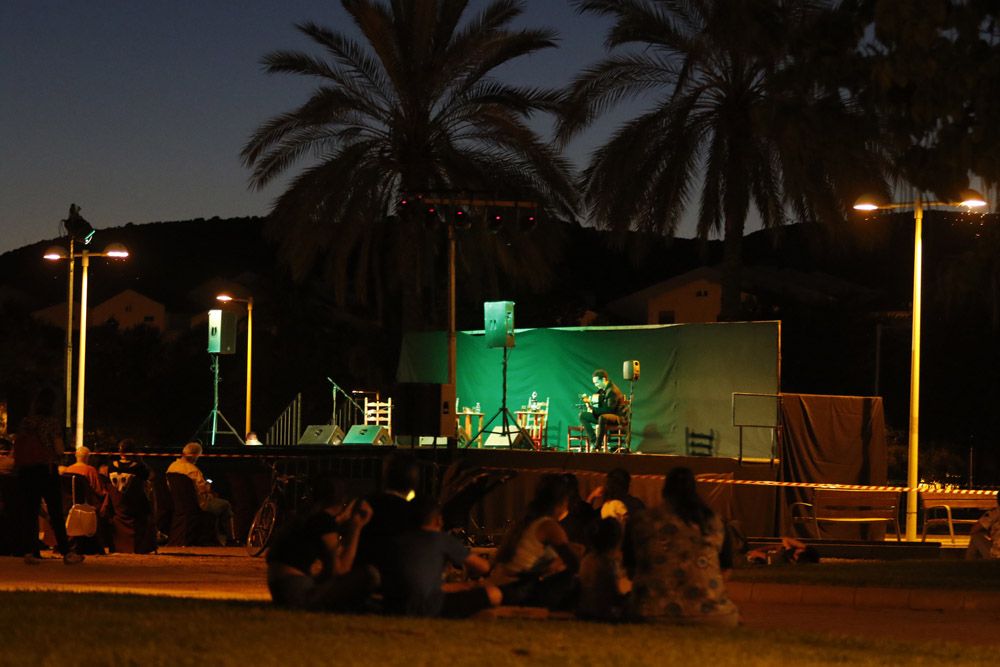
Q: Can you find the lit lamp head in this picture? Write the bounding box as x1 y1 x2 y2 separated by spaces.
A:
43 246 68 261
103 243 129 258
958 189 987 209
853 194 887 212
216 294 233 303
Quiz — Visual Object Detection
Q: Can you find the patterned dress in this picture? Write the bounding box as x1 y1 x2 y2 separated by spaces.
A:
629 504 739 626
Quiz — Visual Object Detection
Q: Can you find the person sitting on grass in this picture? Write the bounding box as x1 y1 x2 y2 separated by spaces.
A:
489 473 581 609
745 536 821 565
266 474 377 611
382 496 501 617
966 491 1000 560
577 517 632 621
629 467 738 626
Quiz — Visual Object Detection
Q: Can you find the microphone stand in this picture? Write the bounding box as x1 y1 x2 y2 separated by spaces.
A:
327 377 363 427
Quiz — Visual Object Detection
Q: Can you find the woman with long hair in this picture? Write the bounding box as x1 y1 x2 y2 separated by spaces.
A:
629 467 738 626
490 473 580 608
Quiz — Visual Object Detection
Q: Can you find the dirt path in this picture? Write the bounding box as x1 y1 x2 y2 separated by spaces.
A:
0 547 267 600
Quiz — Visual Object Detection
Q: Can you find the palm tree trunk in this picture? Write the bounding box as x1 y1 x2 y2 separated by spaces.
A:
720 215 744 321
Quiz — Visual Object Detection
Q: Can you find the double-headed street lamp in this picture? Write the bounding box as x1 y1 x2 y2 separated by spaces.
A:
216 293 253 437
853 189 987 540
44 241 129 450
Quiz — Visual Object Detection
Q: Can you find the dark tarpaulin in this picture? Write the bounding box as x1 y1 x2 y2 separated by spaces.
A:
779 394 889 540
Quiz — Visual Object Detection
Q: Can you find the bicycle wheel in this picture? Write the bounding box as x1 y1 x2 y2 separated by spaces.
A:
246 498 279 557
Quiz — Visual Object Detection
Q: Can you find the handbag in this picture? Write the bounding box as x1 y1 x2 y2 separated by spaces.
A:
66 503 98 538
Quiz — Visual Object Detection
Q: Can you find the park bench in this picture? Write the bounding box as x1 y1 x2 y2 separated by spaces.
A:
791 488 901 542
921 491 996 543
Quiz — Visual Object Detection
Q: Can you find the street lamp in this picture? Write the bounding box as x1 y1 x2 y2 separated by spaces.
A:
44 242 129 450
216 293 253 437
853 188 987 540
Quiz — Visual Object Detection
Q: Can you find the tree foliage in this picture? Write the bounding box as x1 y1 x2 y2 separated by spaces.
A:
242 0 576 328
559 0 884 319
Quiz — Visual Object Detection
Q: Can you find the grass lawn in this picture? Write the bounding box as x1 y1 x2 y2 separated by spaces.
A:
2 591 993 666
730 558 1000 589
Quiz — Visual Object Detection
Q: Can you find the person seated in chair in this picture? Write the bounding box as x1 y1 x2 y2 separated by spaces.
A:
61 446 106 502
108 438 150 496
578 369 626 451
166 442 234 546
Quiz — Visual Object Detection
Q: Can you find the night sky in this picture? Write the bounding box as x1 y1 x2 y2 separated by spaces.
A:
1 1 651 256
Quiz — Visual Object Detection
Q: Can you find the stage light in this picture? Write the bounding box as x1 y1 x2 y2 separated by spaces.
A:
424 205 440 230
453 207 471 230
487 210 504 233
518 209 538 232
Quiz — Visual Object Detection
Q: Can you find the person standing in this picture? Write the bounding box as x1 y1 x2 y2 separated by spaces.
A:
578 369 626 451
13 387 83 565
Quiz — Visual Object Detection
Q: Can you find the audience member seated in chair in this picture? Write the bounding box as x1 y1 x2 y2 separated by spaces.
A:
166 442 233 546
382 497 501 618
60 472 105 555
107 438 156 553
61 446 106 502
266 474 377 611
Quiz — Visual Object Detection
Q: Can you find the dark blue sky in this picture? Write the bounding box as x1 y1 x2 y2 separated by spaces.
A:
1 1 655 255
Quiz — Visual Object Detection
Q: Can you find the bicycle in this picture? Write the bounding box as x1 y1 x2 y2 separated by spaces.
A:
246 460 309 557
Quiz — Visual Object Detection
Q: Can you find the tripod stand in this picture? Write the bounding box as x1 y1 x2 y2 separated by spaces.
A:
468 346 532 448
194 353 244 446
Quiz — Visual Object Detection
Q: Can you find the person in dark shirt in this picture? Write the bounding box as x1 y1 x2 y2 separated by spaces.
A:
266 474 375 611
355 453 420 576
383 497 500 617
559 473 597 547
578 369 626 450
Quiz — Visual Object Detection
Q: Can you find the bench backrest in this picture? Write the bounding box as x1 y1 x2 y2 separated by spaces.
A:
921 492 997 510
812 489 898 520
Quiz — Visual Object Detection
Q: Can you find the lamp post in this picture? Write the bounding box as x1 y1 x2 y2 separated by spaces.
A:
44 242 130 450
853 189 987 540
216 294 253 436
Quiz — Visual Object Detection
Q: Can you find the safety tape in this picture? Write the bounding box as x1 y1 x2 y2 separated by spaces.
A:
479 466 997 495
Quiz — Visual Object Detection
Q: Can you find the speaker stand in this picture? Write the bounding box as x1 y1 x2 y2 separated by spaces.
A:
193 354 244 446
468 346 532 448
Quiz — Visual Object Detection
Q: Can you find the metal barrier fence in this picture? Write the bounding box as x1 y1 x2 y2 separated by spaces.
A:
266 393 302 445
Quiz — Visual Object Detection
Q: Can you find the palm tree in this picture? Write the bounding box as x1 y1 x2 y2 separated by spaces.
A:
558 0 883 320
243 0 576 328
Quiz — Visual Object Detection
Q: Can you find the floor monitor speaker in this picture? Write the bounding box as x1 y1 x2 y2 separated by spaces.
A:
297 424 345 445
482 427 534 450
343 424 392 445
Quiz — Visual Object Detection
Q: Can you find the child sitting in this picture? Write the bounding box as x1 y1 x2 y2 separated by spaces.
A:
577 517 632 621
383 497 501 617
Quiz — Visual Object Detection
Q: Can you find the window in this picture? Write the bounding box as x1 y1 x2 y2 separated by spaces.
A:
143 315 155 323
124 305 133 313
695 289 709 298
658 310 675 324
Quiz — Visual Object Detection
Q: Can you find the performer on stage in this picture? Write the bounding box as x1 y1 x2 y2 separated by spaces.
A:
579 369 625 450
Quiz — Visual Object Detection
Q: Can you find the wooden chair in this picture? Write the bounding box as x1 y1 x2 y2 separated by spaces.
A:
685 427 715 456
566 425 590 452
921 491 997 543
364 396 393 438
165 473 216 546
602 397 631 453
520 398 549 450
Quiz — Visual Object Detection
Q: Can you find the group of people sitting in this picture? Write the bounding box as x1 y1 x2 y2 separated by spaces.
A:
265 454 741 626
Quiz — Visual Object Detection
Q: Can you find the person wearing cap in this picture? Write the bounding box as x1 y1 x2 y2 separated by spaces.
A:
166 442 234 545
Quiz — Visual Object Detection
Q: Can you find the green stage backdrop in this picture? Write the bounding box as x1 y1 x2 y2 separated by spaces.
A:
397 322 780 456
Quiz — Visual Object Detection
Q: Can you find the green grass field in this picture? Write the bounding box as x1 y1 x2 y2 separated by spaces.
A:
2 591 993 667
730 558 1000 589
